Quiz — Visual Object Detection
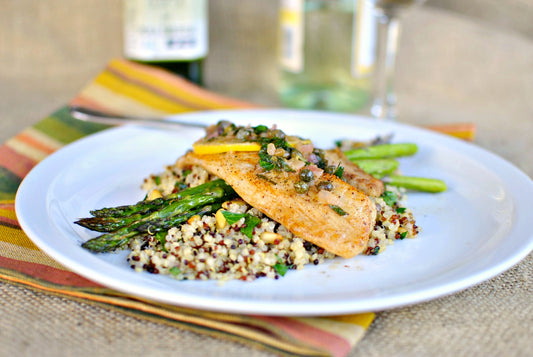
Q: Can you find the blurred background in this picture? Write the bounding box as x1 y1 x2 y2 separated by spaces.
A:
1 0 533 144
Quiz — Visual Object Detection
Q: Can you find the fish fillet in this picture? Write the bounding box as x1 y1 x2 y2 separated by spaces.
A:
325 148 385 197
176 151 377 258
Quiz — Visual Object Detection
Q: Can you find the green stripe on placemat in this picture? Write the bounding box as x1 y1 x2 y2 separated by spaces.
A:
33 107 109 144
0 168 21 200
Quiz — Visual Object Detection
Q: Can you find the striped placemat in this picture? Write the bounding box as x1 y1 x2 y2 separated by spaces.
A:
0 58 396 357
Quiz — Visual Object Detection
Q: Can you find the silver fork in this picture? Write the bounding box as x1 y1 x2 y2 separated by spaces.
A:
69 106 208 130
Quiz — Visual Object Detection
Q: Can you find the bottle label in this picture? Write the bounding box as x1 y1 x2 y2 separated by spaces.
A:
279 0 304 73
124 0 208 61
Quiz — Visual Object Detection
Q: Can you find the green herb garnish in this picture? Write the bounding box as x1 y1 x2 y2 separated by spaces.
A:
256 173 277 185
333 164 344 179
155 231 168 252
241 216 261 239
329 205 347 216
221 211 261 239
169 266 181 276
273 255 291 276
395 207 406 214
221 211 246 225
258 144 295 172
258 145 275 171
381 191 398 206
253 125 269 134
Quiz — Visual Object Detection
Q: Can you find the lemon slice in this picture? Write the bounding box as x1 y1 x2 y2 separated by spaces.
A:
192 136 312 155
193 139 261 154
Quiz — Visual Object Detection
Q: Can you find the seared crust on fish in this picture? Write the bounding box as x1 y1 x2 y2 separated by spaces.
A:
325 149 385 197
176 151 377 258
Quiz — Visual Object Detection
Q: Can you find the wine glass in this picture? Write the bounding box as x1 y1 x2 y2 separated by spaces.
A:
369 0 426 120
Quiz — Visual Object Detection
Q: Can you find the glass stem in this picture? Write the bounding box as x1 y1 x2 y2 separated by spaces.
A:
371 12 401 120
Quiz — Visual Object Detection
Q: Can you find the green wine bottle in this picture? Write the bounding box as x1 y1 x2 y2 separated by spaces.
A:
123 0 208 85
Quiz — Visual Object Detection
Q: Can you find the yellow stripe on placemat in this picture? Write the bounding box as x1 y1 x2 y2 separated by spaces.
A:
0 241 69 271
78 82 171 117
294 315 372 348
108 59 256 110
0 226 38 250
94 71 196 114
326 312 375 329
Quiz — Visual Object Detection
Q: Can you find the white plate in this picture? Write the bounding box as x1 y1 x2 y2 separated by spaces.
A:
15 109 533 316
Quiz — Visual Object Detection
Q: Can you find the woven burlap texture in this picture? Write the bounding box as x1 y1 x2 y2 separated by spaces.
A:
1 253 530 357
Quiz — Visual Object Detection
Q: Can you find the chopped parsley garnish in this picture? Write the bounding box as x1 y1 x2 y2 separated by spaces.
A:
381 191 398 206
220 211 246 225
256 173 277 185
329 205 347 216
399 231 408 239
169 266 181 276
258 143 295 172
258 146 276 170
333 164 344 179
154 176 161 185
221 211 261 239
253 125 269 134
155 231 168 252
256 136 289 149
273 255 292 276
241 216 261 239
395 207 406 214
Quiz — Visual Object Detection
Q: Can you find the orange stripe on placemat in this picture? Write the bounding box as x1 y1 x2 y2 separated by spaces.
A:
0 145 37 178
15 132 58 155
255 316 351 357
0 255 101 288
426 122 476 141
0 216 18 229
0 202 15 210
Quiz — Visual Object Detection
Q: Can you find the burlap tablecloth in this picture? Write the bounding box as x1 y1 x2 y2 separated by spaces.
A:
1 2 532 356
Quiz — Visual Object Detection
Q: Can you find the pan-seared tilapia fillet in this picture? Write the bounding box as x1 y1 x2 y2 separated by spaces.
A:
176 151 377 258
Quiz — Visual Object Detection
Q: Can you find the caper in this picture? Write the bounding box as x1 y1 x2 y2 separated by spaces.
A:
324 165 337 174
298 168 314 182
268 129 286 140
290 149 304 161
235 127 253 140
317 181 334 191
294 181 309 194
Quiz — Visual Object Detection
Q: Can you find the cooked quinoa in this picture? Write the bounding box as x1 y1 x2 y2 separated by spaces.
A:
126 164 419 281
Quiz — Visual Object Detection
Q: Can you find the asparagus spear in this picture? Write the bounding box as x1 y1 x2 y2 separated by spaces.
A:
344 142 446 192
90 179 230 218
137 202 222 234
384 174 447 193
351 158 399 178
81 204 221 253
344 143 418 160
76 183 235 232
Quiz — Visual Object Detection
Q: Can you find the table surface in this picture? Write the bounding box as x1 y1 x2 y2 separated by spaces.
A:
1 2 532 357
